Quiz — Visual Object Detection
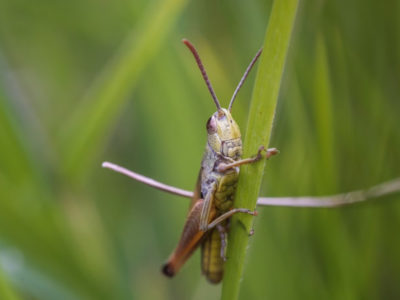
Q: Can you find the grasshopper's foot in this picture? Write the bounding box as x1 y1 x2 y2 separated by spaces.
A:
266 147 279 159
237 209 257 235
256 146 279 160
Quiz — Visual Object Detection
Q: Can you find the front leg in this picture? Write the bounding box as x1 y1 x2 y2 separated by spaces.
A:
216 146 279 172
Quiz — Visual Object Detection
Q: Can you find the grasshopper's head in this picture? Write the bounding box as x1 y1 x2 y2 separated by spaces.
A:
206 108 242 159
182 39 262 159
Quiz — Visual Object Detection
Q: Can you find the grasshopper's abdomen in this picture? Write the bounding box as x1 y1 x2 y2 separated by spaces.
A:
201 227 224 283
214 170 239 212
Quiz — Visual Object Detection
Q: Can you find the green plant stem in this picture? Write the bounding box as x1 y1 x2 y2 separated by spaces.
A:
221 1 299 299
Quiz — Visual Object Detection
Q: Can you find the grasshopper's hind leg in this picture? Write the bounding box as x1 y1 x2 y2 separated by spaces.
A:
216 224 227 261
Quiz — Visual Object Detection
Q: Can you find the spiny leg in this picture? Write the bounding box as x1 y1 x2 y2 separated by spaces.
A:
216 224 227 261
216 147 279 172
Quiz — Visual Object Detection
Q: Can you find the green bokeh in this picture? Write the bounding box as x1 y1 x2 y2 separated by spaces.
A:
0 0 399 299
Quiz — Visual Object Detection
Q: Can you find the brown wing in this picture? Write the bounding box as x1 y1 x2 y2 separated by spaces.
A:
188 168 202 211
162 198 217 277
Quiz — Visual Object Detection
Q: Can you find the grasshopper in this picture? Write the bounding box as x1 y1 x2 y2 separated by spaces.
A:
157 40 280 283
102 39 400 284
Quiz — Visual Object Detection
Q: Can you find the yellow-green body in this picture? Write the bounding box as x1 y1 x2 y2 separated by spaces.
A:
199 108 242 283
162 108 244 284
201 225 224 283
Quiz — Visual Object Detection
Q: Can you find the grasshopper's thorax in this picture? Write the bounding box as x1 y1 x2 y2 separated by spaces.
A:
206 108 242 161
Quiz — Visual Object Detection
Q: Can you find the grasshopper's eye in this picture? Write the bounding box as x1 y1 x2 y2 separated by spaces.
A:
206 116 217 134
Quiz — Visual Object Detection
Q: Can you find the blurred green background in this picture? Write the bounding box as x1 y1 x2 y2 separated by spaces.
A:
0 0 399 299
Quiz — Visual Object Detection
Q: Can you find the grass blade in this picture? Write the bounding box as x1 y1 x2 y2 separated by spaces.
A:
221 0 299 299
0 266 21 300
59 0 188 178
0 90 34 184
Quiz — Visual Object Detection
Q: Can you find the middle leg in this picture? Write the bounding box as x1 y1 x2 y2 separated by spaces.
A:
206 208 258 231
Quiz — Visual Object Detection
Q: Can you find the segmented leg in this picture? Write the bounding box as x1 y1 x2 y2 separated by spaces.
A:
206 208 258 231
216 224 227 261
216 147 279 172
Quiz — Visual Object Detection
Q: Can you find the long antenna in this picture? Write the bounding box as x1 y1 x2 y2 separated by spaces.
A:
182 39 222 111
228 47 263 111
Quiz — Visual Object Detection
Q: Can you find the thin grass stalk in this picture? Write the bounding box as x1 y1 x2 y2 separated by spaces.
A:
221 1 299 299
